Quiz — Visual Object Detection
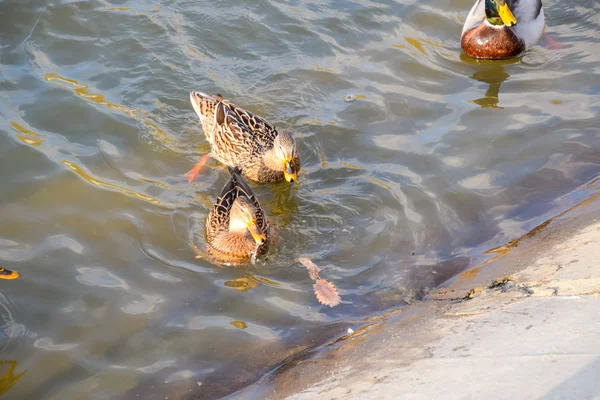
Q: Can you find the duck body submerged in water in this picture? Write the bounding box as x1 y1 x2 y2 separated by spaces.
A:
461 0 545 59
187 91 301 184
205 167 271 265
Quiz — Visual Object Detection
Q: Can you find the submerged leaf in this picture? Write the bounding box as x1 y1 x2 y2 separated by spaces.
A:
298 258 321 280
313 279 341 307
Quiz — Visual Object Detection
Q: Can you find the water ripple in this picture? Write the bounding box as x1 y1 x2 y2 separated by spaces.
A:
1 0 600 398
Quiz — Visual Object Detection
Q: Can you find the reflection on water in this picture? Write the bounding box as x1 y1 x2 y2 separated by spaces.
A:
0 361 26 397
1 0 600 398
461 55 520 109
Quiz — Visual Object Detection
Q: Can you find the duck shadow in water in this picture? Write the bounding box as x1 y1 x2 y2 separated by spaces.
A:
460 54 522 109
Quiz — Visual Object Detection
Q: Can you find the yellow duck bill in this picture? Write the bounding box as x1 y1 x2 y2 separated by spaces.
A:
247 220 267 244
284 162 297 183
498 1 517 26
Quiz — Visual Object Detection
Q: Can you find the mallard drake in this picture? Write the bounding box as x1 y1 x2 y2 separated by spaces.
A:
186 91 301 184
205 167 271 264
461 0 545 59
0 267 19 280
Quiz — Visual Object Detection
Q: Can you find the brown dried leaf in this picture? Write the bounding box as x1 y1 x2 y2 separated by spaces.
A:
313 279 341 307
298 258 321 280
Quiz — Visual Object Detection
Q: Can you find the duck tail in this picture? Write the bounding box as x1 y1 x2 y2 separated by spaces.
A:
189 91 227 124
228 166 243 176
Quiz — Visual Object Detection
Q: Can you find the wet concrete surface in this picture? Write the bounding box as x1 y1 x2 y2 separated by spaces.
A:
235 193 600 400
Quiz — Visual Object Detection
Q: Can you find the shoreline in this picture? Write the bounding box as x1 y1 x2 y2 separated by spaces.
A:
235 191 600 399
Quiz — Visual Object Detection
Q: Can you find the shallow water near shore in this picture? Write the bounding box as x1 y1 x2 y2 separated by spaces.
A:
1 0 599 398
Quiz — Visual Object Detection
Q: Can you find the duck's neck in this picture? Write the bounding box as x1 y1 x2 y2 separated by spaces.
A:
486 16 504 26
485 0 505 26
262 148 282 171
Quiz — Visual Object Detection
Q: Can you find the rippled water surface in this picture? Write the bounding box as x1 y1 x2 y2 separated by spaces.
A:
1 0 600 398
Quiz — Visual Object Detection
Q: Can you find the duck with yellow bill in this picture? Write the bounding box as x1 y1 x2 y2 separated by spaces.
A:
186 91 301 184
205 167 272 265
461 0 545 59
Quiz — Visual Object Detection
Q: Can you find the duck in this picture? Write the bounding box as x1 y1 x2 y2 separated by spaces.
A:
461 0 545 59
205 167 271 264
186 91 301 184
0 267 19 280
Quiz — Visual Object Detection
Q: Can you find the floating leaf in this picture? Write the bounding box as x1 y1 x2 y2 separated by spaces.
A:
314 279 341 307
298 258 321 280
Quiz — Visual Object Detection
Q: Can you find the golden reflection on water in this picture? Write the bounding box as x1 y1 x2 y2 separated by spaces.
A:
300 117 322 126
405 37 427 55
317 148 328 168
230 321 248 329
43 73 144 117
224 276 259 292
10 118 179 209
137 177 170 190
102 7 131 12
253 276 280 287
194 194 214 210
460 54 521 107
338 161 363 170
367 177 392 191
313 65 334 74
400 36 449 57
43 73 180 153
10 121 44 147
60 160 174 207
0 267 19 280
0 361 26 397
224 276 280 292
186 46 211 62
467 64 511 109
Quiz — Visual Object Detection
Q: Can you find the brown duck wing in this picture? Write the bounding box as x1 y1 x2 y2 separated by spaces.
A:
224 101 278 150
210 102 265 165
206 170 237 243
206 168 270 242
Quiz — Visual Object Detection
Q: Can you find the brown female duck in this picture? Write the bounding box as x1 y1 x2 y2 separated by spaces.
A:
205 167 271 264
186 92 301 184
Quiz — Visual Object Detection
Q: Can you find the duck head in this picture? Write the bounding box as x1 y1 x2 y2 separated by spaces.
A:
485 0 517 27
229 197 266 245
273 131 299 183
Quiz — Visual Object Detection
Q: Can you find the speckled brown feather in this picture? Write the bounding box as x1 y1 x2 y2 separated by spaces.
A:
190 92 301 183
206 168 270 263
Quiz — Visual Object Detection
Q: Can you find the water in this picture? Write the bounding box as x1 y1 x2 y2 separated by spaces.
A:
1 0 599 398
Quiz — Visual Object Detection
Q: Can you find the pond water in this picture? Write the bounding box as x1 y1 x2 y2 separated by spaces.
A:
1 0 599 398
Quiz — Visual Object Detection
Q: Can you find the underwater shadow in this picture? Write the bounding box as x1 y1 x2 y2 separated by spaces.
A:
460 53 521 109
